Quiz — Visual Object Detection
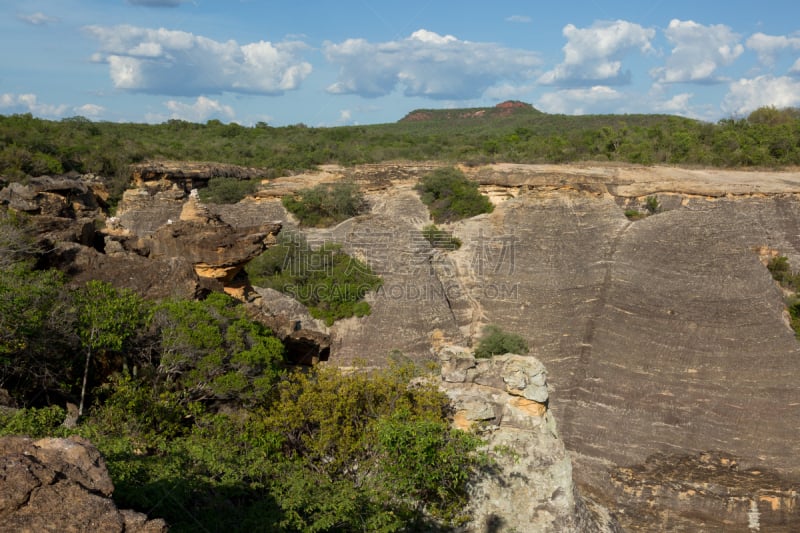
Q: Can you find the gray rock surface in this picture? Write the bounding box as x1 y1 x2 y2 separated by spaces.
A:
225 163 800 530
438 348 619 533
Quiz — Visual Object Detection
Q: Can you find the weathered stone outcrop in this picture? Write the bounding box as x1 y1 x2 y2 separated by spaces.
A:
609 451 800 532
142 194 280 293
0 436 166 532
0 174 106 247
221 163 800 531
437 347 619 532
131 160 268 190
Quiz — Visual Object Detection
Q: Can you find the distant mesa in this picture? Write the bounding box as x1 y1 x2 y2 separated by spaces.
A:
399 100 538 122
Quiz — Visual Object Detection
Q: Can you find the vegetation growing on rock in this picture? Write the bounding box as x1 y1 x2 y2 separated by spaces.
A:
246 232 382 325
766 255 800 337
415 167 493 223
474 325 530 359
282 181 364 227
422 224 462 250
198 176 259 204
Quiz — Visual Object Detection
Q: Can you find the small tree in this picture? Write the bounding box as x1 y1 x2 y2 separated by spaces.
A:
75 281 148 416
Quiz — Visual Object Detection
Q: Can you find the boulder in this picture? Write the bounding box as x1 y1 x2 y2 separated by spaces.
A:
0 436 166 532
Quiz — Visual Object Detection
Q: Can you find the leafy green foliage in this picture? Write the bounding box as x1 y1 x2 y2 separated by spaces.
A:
62 364 484 532
767 256 800 289
282 181 364 227
422 224 462 250
416 167 493 223
246 233 382 325
75 280 150 415
377 413 485 523
0 405 66 437
152 292 285 404
198 177 258 204
474 325 529 359
645 195 661 214
766 256 800 338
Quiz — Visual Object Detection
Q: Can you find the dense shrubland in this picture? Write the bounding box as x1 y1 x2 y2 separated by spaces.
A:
2 105 800 206
0 210 484 531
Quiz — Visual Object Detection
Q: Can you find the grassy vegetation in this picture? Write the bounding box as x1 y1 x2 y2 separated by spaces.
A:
246 233 382 325
281 181 364 227
416 167 493 223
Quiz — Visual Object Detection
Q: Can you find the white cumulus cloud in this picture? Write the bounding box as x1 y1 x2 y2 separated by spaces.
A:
323 29 541 100
84 25 312 96
721 75 800 116
538 20 654 87
164 96 235 122
0 93 68 117
651 19 743 84
536 86 622 114
746 32 800 67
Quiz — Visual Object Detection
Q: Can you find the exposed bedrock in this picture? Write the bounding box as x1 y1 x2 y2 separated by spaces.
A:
217 163 800 530
438 347 620 532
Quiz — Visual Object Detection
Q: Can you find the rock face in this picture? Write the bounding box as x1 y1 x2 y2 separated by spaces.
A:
437 347 619 532
609 451 800 532
216 162 800 531
0 436 166 532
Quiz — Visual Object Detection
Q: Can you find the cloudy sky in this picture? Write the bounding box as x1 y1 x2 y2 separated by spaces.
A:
3 0 800 126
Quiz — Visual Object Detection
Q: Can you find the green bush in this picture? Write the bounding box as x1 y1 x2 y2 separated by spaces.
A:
0 405 66 437
624 209 645 220
246 233 382 325
474 325 529 359
645 195 661 214
415 167 493 223
282 181 364 227
198 177 258 204
422 224 462 250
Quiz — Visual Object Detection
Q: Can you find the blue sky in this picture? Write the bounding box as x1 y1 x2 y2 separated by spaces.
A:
2 0 800 126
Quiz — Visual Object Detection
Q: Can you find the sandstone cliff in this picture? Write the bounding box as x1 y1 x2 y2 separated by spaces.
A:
202 162 800 531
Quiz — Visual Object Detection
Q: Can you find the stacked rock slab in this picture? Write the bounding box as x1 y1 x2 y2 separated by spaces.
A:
437 346 620 533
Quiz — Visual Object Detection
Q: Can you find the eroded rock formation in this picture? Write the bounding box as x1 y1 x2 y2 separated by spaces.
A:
215 162 800 531
437 347 619 532
0 436 166 532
